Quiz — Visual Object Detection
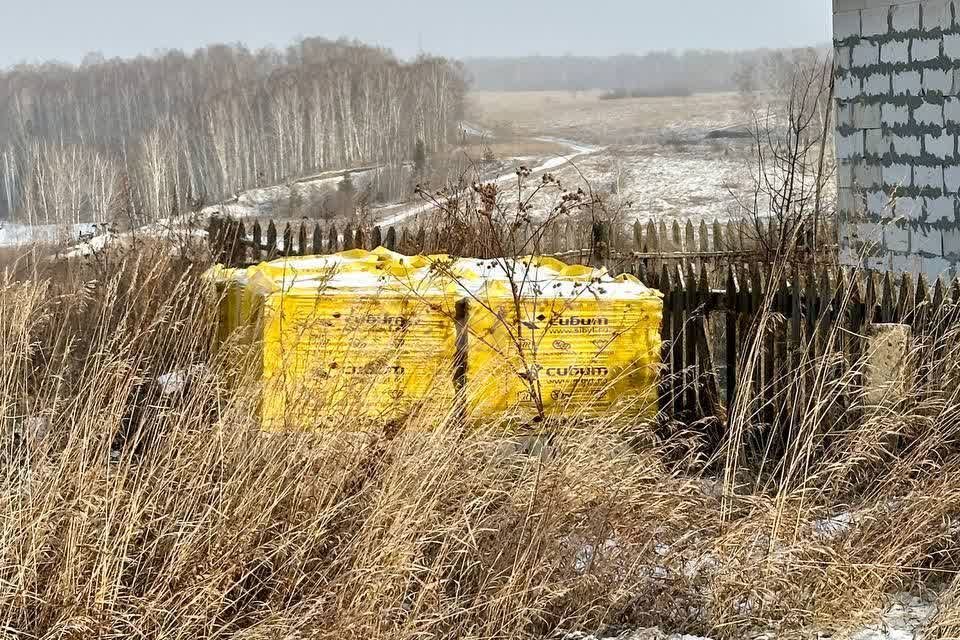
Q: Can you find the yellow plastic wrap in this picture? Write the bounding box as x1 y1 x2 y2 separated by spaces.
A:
463 276 663 420
257 271 463 431
209 248 663 429
205 265 261 347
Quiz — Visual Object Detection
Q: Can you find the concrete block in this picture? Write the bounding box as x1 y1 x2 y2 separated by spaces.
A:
915 101 945 125
881 38 911 64
898 196 924 220
837 162 855 189
851 221 884 245
885 163 914 187
868 188 894 216
866 129 889 156
863 323 912 408
837 102 855 127
890 133 923 155
922 0 953 30
882 102 911 125
853 41 881 67
916 164 945 188
945 164 960 191
923 67 953 94
926 132 955 158
854 102 882 128
893 70 922 95
912 227 944 254
945 96 960 122
943 228 960 256
917 255 956 280
863 6 890 36
836 46 853 71
913 37 943 61
837 131 865 159
892 2 921 31
837 73 862 100
855 162 884 187
835 10 863 40
885 223 912 251
945 32 960 58
838 187 856 217
926 194 957 222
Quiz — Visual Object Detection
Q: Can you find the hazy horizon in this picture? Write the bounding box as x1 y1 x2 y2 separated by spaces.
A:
1 0 831 68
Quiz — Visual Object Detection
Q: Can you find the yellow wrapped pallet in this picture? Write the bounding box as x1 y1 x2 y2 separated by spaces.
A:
255 268 465 431
462 268 663 421
205 265 262 347
208 249 663 429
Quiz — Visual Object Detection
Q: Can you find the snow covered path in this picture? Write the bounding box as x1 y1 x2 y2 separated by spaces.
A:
378 136 602 227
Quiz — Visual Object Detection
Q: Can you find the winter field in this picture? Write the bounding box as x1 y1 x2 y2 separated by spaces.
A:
466 91 764 224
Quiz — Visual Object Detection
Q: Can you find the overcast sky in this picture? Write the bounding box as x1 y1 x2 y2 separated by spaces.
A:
1 0 832 67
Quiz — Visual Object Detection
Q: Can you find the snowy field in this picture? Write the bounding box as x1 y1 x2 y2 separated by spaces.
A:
0 221 107 248
468 90 833 225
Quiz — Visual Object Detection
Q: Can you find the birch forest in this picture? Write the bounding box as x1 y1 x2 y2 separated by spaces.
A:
0 38 467 226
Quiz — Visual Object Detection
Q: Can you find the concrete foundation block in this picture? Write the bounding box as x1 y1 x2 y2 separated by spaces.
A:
912 228 944 255
882 102 911 126
895 195 923 219
893 70 922 95
924 67 953 94
835 10 863 40
882 38 911 64
838 131 865 159
943 228 960 256
884 163 913 187
865 129 889 157
837 74 862 100
836 46 853 71
922 0 953 30
925 132 955 159
854 41 882 66
837 102 855 128
944 97 960 123
862 6 890 36
868 189 893 216
864 323 913 408
913 37 943 62
915 101 945 126
946 32 960 58
885 223 912 252
838 162 855 189
890 133 923 156
925 194 957 222
915 164 945 189
854 102 882 128
945 164 960 191
855 162 883 187
892 2 921 31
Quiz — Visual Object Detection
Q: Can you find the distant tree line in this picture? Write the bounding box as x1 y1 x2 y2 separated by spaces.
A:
463 49 808 94
0 38 466 225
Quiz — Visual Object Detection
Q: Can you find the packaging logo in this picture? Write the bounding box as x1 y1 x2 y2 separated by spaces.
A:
554 317 609 327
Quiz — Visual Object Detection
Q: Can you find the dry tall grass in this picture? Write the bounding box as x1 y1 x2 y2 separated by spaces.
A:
0 241 958 639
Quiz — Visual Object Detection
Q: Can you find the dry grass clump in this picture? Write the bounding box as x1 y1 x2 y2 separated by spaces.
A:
0 242 959 639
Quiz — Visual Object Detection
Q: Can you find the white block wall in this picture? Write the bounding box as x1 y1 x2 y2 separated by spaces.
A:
835 0 960 280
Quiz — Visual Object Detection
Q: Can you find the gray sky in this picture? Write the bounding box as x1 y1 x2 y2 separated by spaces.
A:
1 0 832 67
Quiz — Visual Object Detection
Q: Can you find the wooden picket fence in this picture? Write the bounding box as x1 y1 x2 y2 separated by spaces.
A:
208 215 837 271
646 262 960 426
